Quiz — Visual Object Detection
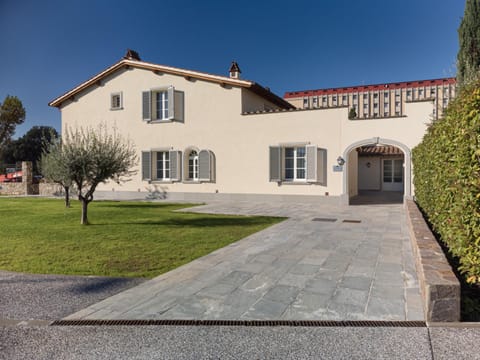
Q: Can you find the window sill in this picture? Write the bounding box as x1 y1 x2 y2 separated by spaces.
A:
182 180 202 184
148 119 173 124
110 107 124 111
277 181 312 185
150 180 175 184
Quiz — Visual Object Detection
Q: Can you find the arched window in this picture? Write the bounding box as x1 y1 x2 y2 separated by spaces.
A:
188 150 199 181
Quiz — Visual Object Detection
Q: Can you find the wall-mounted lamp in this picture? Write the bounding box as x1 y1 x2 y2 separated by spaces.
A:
337 156 345 166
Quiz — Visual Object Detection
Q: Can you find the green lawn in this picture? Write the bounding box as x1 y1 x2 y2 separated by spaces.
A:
0 198 283 278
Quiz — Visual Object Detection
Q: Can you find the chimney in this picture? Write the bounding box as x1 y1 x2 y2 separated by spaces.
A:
229 61 241 79
124 49 141 61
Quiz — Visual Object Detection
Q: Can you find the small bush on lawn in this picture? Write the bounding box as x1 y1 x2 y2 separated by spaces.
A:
413 79 480 284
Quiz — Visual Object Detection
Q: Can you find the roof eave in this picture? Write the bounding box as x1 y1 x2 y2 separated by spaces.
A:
49 59 257 108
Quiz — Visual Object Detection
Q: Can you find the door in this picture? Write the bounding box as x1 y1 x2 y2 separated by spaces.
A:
358 157 381 190
382 158 403 191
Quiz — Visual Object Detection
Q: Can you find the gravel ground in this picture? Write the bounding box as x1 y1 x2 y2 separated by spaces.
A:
0 270 145 320
0 325 433 360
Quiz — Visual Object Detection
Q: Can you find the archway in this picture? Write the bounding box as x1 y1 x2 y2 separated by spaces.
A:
341 137 411 205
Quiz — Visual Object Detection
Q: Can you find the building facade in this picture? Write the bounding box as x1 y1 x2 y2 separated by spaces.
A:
49 52 442 204
284 78 456 121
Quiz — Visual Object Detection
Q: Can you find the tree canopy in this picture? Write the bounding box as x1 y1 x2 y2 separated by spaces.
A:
0 95 26 151
457 0 480 85
54 126 137 224
2 126 58 173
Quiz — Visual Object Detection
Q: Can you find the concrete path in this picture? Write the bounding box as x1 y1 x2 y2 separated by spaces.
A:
65 200 424 321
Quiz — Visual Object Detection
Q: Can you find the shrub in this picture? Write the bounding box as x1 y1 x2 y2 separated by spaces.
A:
413 80 480 283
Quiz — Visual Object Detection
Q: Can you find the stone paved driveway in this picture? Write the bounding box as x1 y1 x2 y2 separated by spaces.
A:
65 201 424 321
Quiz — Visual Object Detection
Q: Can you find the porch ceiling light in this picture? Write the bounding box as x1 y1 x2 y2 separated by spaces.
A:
337 156 345 166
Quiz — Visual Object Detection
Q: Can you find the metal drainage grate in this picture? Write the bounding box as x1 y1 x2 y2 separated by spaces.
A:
312 218 337 222
50 319 426 327
342 219 362 223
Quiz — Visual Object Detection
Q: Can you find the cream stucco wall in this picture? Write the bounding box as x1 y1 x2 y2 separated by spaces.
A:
59 66 433 200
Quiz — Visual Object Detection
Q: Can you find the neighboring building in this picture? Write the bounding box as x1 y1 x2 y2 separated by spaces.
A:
49 51 438 204
284 78 456 120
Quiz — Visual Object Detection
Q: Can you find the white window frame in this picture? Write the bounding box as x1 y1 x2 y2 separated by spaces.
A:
188 150 199 181
154 89 170 120
303 98 309 109
110 92 123 110
155 151 170 181
284 146 307 182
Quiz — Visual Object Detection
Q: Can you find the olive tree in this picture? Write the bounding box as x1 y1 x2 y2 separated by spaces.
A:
40 139 73 207
59 126 137 224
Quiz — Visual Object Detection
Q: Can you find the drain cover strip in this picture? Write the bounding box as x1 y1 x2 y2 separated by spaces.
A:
51 319 425 327
342 219 362 223
312 218 337 222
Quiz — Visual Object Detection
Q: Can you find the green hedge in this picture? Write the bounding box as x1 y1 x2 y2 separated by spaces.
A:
413 81 480 283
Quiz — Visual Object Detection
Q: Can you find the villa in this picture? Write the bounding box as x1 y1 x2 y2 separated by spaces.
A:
49 50 454 205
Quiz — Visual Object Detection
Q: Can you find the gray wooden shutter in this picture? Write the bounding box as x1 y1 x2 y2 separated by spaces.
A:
169 150 181 181
142 91 151 121
199 150 211 182
167 86 175 120
306 145 317 182
174 90 184 122
141 151 151 180
269 146 281 182
317 148 327 186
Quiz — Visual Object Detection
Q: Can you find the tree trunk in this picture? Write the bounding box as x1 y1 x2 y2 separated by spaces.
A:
64 186 70 208
80 198 89 225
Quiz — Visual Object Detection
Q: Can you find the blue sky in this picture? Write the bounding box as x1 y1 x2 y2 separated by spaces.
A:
0 0 465 138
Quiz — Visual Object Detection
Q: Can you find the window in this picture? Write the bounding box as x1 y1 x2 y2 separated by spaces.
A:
383 159 403 183
269 145 327 185
303 98 309 108
373 93 378 99
363 103 368 109
430 87 436 96
363 94 368 99
373 103 378 108
419 89 424 97
342 95 347 105
384 92 389 98
141 150 181 182
182 148 215 182
142 148 214 182
406 90 412 98
142 86 184 122
110 92 123 110
395 89 400 97
156 151 170 180
188 150 199 181
353 94 357 103
155 91 169 120
322 96 327 105
312 97 318 107
284 147 306 181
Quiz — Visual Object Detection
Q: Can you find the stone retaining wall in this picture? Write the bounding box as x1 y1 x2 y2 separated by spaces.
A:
0 182 25 195
405 199 460 322
39 183 65 196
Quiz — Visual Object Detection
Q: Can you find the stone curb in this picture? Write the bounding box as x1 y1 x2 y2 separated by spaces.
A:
405 200 460 322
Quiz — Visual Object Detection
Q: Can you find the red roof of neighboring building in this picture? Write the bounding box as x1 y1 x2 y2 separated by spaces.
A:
284 77 456 99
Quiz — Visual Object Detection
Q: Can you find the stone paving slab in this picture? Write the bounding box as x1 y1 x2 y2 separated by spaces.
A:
65 201 424 321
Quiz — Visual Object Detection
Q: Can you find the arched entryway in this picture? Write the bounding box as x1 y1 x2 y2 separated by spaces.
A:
341 138 411 205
